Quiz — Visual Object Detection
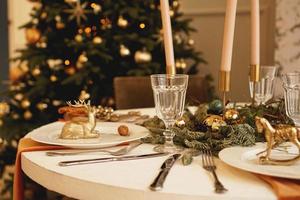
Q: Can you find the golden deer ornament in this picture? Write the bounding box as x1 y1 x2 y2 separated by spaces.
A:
255 116 300 165
60 100 100 139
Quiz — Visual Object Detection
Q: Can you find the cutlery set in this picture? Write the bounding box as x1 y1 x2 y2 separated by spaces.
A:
47 144 227 193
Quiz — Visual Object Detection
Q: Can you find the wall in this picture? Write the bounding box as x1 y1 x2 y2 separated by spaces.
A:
8 0 276 101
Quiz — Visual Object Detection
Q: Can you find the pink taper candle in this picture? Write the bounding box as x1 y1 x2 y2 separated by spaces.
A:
220 0 237 72
160 0 176 75
251 0 260 65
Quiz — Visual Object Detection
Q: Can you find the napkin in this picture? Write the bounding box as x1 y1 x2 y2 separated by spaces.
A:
13 138 66 200
258 174 300 200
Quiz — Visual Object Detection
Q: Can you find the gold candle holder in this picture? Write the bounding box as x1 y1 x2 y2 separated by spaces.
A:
249 64 260 105
166 65 176 75
219 70 231 107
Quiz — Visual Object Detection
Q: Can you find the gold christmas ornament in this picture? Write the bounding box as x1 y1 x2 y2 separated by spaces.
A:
79 90 90 100
65 66 76 75
91 3 101 14
41 12 47 19
174 34 182 44
78 53 88 63
37 102 48 111
15 93 24 101
75 34 83 42
64 60 70 65
93 36 103 44
100 18 112 29
52 100 62 106
117 16 128 28
25 28 41 44
12 113 20 120
24 110 32 120
50 75 58 82
204 115 226 131
176 58 187 69
224 109 239 121
0 120 3 127
0 102 10 117
120 44 130 57
56 22 65 29
32 68 41 76
188 39 195 46
173 0 179 8
47 59 63 69
150 4 156 9
169 10 175 17
134 49 152 63
32 18 39 25
64 0 92 26
21 99 31 109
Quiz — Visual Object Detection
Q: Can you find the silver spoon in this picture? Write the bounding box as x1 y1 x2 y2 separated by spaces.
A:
46 141 142 156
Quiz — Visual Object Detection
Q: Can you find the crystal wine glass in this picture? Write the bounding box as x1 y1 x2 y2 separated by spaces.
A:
151 74 188 153
249 66 278 105
282 72 300 126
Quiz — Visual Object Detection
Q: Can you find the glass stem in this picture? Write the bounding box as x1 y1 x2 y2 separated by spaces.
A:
164 121 175 147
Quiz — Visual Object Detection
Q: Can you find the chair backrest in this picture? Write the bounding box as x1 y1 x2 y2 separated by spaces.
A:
114 75 208 109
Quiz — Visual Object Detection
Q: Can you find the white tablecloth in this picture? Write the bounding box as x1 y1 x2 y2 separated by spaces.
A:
22 108 276 200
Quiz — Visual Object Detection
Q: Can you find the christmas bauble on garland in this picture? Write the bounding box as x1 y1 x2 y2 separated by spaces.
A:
208 99 224 115
134 49 152 63
25 28 41 44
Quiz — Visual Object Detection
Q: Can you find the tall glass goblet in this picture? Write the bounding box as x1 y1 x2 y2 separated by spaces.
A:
282 72 300 126
249 66 278 105
151 74 188 153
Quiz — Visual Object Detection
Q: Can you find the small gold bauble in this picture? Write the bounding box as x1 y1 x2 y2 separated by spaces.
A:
78 53 88 63
91 3 101 13
65 66 76 75
56 22 65 29
188 39 195 46
93 36 103 44
204 115 226 131
0 102 10 117
75 34 83 42
40 12 47 19
12 113 20 120
32 68 41 76
25 28 41 44
169 10 175 17
0 120 3 127
21 99 31 109
120 44 130 57
117 16 128 28
79 90 90 100
173 0 179 8
150 4 156 9
224 109 239 121
24 110 32 120
15 93 24 101
52 100 62 106
37 102 48 111
134 49 152 63
50 75 57 82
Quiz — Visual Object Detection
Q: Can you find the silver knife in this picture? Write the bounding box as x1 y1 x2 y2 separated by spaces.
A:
58 152 167 166
149 153 181 191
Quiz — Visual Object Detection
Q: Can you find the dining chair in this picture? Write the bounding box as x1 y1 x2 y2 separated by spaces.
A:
113 75 209 109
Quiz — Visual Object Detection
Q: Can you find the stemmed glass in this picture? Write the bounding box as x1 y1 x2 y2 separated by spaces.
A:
150 74 188 153
249 66 278 104
282 72 300 126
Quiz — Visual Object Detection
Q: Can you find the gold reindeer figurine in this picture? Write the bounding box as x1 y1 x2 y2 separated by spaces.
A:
60 100 100 139
255 116 300 165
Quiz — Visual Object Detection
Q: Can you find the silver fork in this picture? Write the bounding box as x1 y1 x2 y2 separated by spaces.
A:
46 141 142 156
202 149 227 193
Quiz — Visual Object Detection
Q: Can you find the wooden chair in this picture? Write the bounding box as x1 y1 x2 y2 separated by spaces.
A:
114 75 209 109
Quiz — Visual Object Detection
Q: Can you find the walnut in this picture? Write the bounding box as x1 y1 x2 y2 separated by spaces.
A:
118 125 129 136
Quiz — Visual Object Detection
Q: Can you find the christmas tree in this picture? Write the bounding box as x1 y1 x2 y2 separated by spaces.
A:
0 0 204 182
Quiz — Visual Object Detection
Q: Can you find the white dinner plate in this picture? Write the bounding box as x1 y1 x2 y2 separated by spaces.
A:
219 143 300 179
29 121 149 149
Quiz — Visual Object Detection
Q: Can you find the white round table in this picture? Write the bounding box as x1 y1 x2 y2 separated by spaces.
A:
22 108 276 200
